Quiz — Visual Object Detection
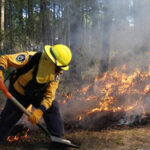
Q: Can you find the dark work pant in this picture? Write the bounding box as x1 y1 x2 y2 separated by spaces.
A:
0 89 64 142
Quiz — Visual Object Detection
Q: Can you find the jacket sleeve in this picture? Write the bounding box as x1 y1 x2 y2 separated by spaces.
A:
39 81 59 111
0 51 36 71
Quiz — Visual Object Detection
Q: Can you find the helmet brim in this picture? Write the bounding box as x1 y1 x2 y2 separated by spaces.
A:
45 45 69 71
61 65 69 71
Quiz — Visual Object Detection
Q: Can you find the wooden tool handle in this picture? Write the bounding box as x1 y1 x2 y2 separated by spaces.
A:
0 79 30 116
0 79 12 99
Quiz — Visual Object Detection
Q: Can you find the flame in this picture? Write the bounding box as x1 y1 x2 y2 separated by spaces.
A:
6 104 32 143
7 128 29 143
78 84 93 94
7 135 19 142
60 65 150 121
144 85 150 94
20 128 29 139
77 116 82 121
59 99 67 105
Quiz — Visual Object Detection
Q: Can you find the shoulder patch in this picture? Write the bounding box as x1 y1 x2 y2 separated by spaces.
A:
16 54 26 62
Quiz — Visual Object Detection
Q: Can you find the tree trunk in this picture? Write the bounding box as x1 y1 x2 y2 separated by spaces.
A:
52 2 56 44
64 3 70 45
40 0 51 45
69 0 82 80
91 0 100 62
0 0 5 52
8 0 14 52
99 0 112 75
18 0 23 33
27 0 33 39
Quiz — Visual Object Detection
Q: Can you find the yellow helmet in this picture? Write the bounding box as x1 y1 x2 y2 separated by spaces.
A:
44 44 72 70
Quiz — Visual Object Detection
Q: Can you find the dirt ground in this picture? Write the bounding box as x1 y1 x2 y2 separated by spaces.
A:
1 125 150 150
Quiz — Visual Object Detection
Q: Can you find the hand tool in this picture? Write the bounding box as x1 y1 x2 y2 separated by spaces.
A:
0 79 80 148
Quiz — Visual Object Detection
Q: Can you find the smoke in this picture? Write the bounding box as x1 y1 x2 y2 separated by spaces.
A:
73 0 150 73
108 0 150 70
59 66 150 129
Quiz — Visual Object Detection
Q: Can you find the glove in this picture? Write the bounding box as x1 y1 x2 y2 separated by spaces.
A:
28 109 43 126
0 70 4 82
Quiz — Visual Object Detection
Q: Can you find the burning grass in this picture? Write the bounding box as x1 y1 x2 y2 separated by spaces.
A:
58 65 150 130
6 124 29 143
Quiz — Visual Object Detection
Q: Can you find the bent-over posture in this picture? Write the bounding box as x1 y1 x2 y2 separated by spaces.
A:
0 44 72 142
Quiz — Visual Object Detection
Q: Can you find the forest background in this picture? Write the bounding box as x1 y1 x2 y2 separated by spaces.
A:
1 0 150 82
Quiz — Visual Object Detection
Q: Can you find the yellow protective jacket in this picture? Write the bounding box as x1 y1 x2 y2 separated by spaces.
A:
0 51 60 111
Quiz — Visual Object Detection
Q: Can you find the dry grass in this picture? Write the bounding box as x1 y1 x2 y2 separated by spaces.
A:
1 125 150 150
65 125 150 150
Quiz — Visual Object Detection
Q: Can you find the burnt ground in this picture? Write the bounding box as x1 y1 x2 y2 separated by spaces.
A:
1 124 150 150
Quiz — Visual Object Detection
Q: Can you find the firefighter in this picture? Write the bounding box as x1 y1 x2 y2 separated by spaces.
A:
0 44 72 143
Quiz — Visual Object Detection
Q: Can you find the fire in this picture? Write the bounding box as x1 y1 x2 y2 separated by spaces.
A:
61 99 67 104
7 135 19 143
77 116 82 121
78 84 93 94
86 95 98 101
61 65 150 122
144 85 150 94
6 105 32 143
7 128 29 143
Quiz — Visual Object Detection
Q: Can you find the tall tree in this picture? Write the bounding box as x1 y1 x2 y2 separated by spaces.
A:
40 0 51 45
69 0 82 80
18 0 24 33
99 0 112 75
64 2 70 45
27 0 33 39
51 1 56 44
0 0 5 52
9 0 14 52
